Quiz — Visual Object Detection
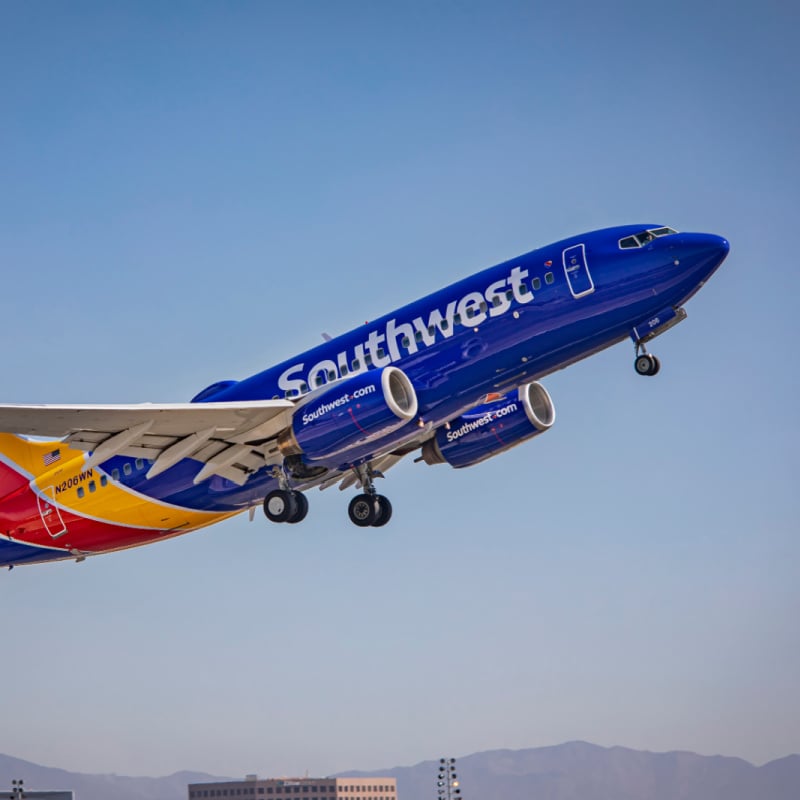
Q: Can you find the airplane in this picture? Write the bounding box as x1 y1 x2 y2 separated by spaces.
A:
0 224 729 568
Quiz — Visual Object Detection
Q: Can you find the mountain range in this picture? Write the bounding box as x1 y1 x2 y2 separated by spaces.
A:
2 742 799 800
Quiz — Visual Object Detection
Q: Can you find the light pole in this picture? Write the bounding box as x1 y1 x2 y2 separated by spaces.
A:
436 758 461 800
9 779 25 800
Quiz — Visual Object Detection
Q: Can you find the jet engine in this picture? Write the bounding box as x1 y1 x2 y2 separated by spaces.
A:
419 381 555 468
278 366 418 461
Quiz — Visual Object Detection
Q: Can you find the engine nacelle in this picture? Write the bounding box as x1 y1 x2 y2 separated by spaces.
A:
420 382 555 469
278 366 418 461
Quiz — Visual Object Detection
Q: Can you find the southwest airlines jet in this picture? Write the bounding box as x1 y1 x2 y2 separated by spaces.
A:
0 225 729 567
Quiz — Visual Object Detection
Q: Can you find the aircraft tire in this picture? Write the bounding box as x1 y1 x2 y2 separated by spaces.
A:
348 494 377 527
635 354 658 376
650 355 661 375
371 495 393 527
287 491 309 524
264 489 297 523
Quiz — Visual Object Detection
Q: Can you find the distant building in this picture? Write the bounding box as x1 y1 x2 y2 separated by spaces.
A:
188 776 397 800
5 793 74 800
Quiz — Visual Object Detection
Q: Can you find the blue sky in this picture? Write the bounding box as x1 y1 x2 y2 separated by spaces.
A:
1 0 798 780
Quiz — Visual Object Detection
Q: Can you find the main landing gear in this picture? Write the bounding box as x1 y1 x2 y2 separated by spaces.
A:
347 463 392 528
348 493 392 528
263 465 309 524
263 487 309 524
634 343 661 376
262 462 394 527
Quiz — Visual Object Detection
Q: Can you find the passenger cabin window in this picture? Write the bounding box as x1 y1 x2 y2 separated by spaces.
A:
532 277 542 290
545 272 554 284
619 226 678 249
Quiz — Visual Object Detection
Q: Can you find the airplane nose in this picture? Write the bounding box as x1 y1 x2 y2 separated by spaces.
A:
709 233 730 261
705 234 730 274
673 232 729 283
672 232 729 263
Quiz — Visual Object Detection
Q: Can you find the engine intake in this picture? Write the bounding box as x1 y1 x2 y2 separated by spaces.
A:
278 366 418 461
420 381 555 468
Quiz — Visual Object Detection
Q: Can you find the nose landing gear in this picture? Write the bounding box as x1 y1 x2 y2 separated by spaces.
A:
634 344 661 376
630 306 687 376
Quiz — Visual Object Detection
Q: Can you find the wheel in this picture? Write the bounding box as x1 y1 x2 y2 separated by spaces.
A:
287 491 309 524
371 495 393 527
263 489 297 523
634 354 652 375
635 353 658 376
348 493 377 527
650 355 661 375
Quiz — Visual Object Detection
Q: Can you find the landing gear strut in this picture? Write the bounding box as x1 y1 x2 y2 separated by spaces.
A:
634 343 661 376
348 464 393 528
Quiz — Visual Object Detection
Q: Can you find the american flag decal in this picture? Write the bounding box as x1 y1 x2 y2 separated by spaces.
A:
43 449 61 466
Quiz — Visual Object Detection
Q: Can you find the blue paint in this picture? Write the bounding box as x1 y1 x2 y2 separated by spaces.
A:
0 538 67 567
97 225 728 513
425 388 553 469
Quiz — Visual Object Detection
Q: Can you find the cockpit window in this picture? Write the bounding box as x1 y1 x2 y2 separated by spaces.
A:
618 227 678 249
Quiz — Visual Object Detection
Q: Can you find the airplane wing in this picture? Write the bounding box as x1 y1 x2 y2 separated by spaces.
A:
0 400 295 485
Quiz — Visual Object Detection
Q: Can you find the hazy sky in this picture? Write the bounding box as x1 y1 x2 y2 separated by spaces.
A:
1 0 798 781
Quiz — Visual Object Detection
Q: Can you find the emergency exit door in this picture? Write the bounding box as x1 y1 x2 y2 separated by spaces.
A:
562 243 594 298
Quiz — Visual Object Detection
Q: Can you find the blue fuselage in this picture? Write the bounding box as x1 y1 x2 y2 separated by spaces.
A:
102 224 729 511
